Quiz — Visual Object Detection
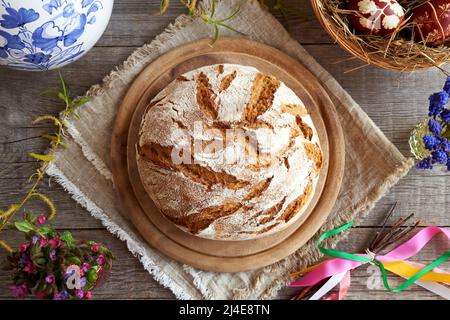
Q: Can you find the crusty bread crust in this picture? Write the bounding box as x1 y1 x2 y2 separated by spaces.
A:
136 64 322 240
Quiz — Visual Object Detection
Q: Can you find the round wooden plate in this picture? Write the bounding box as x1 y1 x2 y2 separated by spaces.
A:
111 38 345 272
127 53 330 257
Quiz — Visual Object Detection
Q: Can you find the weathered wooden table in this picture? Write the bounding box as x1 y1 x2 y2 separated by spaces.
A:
1 0 449 300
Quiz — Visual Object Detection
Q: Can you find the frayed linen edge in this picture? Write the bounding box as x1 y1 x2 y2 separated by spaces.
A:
65 123 113 181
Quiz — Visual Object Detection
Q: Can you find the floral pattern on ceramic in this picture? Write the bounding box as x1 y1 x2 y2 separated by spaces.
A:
0 0 113 71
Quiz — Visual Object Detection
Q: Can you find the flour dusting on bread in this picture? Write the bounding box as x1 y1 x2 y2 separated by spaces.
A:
136 64 322 240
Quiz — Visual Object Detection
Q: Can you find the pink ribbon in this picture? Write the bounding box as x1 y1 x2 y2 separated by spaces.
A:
290 226 450 299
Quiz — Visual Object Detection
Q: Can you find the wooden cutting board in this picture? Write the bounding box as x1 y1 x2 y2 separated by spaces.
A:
111 38 345 272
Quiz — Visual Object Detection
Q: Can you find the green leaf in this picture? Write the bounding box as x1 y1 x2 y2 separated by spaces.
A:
29 153 54 163
86 268 97 283
186 0 197 14
210 0 216 17
69 96 92 112
215 21 245 35
58 71 70 101
57 92 67 103
14 220 34 233
68 256 81 266
40 89 56 96
219 6 241 22
38 226 54 235
61 231 76 248
25 212 37 223
40 89 59 97
159 0 170 15
212 25 219 44
32 115 62 127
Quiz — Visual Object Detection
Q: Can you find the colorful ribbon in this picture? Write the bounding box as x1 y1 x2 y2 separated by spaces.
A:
289 221 450 300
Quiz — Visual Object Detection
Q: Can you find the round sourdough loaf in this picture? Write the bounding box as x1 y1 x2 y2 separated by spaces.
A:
136 64 322 240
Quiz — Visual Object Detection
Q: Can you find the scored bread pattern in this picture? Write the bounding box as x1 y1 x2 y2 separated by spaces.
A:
136 64 322 240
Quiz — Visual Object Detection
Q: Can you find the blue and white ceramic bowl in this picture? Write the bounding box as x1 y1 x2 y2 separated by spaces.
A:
0 0 113 71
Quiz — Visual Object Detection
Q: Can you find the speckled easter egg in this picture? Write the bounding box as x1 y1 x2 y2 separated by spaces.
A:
348 0 405 35
412 0 450 46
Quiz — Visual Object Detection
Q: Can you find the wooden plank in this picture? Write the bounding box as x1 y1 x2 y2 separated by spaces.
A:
0 229 175 299
0 0 449 300
96 0 334 47
0 228 447 299
1 47 450 228
281 226 450 300
1 172 449 230
2 45 445 154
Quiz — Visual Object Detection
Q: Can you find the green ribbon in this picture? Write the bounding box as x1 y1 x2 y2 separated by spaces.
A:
318 221 450 293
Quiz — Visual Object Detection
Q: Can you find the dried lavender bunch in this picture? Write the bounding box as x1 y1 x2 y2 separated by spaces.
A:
410 76 450 170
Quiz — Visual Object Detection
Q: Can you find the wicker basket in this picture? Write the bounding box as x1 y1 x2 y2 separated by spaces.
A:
310 0 450 71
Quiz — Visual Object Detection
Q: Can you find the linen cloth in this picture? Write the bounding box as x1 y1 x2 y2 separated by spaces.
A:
47 0 414 299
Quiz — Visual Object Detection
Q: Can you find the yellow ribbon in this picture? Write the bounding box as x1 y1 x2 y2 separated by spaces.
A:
383 261 450 284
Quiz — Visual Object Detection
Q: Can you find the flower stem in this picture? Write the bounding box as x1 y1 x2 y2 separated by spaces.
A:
0 87 74 248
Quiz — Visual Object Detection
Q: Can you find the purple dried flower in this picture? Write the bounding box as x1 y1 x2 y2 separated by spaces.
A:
49 249 56 261
432 149 448 164
428 118 443 135
423 134 440 150
80 277 87 288
19 254 31 265
45 274 55 284
444 76 450 95
53 290 69 300
96 254 106 265
82 262 90 273
416 156 433 169
441 138 450 152
31 236 39 244
440 109 450 123
429 91 449 116
75 289 84 299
